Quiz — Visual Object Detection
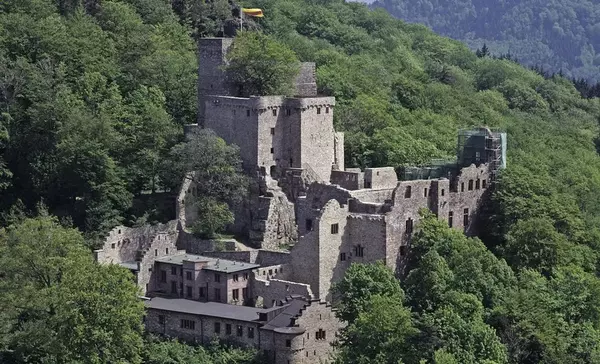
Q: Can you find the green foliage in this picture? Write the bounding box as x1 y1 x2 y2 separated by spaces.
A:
143 335 261 364
191 197 235 239
225 31 301 96
334 295 419 364
371 0 600 83
0 215 145 363
0 0 196 235
331 261 404 324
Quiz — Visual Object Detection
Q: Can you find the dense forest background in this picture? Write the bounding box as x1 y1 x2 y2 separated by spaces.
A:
3 0 600 362
367 0 600 84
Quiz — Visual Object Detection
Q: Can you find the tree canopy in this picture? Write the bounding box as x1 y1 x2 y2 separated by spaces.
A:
225 31 301 97
369 0 600 84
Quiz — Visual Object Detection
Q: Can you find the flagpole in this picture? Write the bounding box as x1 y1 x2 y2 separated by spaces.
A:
240 8 243 31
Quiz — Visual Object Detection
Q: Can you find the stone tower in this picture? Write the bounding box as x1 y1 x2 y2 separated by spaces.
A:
197 38 235 126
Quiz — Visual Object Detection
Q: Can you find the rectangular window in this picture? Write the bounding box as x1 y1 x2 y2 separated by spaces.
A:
461 182 465 192
317 107 321 114
441 189 445 196
468 180 474 191
233 274 239 282
180 319 195 330
226 324 232 335
400 246 407 256
233 289 239 301
270 127 275 135
270 147 274 154
354 245 364 258
248 327 255 338
154 249 158 256
476 179 481 189
186 286 192 298
316 329 326 340
326 107 330 114
482 179 487 189
406 218 413 235
160 270 167 283
171 267 177 275
214 322 221 334
306 219 313 231
448 211 454 228
158 315 165 325
215 274 221 283
424 188 428 197
237 325 243 337
463 208 469 227
475 151 481 160
242 287 247 299
186 271 192 280
272 109 277 116
243 273 249 280
286 339 291 347
111 243 115 249
199 287 205 298
171 281 177 294
286 108 291 116
166 248 169 255
215 288 221 302
331 223 339 234
246 109 250 117
340 252 346 261
405 186 412 198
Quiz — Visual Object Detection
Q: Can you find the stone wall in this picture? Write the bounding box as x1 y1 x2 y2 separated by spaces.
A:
252 277 313 308
330 170 363 190
290 300 344 364
364 167 398 189
197 38 235 125
294 62 318 97
146 308 262 347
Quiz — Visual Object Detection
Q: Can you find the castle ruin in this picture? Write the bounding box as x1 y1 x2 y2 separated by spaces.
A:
95 36 507 364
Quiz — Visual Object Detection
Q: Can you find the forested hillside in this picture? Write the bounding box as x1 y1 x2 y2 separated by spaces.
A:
369 0 600 83
3 0 600 362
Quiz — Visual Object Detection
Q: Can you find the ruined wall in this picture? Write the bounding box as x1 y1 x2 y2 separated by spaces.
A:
330 170 363 190
256 250 292 266
260 191 298 250
334 132 345 172
364 167 398 189
317 200 349 301
447 164 491 235
349 188 395 204
95 222 179 265
252 276 313 308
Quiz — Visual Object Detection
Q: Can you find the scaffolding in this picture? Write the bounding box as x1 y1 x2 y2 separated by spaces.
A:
457 127 506 185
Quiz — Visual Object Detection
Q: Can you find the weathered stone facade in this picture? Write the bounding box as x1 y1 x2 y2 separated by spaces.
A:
145 296 344 364
96 36 507 364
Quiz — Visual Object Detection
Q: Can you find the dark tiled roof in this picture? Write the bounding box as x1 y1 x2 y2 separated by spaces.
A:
145 297 280 323
155 254 260 273
261 299 308 332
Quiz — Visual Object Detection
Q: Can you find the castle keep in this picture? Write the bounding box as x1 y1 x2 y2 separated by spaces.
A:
95 36 506 364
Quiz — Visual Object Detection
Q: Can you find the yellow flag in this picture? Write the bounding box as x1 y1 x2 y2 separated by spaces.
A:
242 8 264 17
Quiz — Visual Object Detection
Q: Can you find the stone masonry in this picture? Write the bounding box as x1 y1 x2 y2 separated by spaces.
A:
97 35 507 364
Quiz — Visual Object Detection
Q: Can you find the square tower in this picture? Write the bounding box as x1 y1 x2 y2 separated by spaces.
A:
197 38 235 125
